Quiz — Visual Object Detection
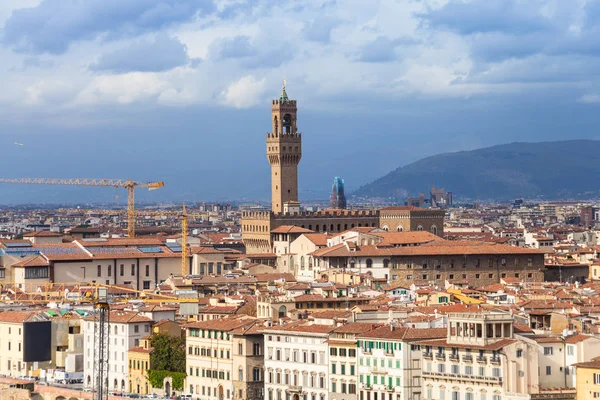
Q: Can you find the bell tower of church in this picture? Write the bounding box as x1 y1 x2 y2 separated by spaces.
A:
266 81 302 214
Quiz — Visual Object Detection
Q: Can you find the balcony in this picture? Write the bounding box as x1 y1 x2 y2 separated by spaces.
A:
370 366 388 375
462 355 473 363
422 371 502 385
423 352 433 360
449 354 459 362
288 386 302 393
435 353 446 361
386 386 395 392
476 356 487 364
490 357 501 365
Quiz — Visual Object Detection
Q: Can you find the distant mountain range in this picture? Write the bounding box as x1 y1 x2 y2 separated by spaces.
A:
353 140 600 201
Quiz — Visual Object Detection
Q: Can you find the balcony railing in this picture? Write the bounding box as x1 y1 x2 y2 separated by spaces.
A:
449 354 459 362
288 386 302 393
463 355 473 363
490 357 501 365
477 356 487 364
422 371 502 384
436 353 446 361
370 366 388 375
423 352 433 360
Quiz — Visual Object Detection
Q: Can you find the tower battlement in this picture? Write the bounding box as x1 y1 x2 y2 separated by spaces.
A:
266 132 302 140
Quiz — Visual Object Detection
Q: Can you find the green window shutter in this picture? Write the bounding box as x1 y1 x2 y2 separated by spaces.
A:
396 377 400 386
396 360 400 368
388 377 392 387
360 375 363 383
373 376 377 384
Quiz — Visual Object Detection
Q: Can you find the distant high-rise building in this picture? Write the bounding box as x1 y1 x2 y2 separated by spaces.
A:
330 177 347 209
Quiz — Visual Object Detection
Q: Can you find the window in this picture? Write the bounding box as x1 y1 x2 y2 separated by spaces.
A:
594 373 600 385
97 265 102 277
544 347 553 355
134 325 139 333
465 394 473 400
465 366 473 375
366 259 373 268
143 281 150 290
492 368 501 377
452 392 460 400
108 265 111 277
451 365 459 374
546 366 551 375
517 349 523 357
0 268 5 278
131 264 135 275
120 264 124 276
25 267 49 279
146 265 150 276
567 346 574 356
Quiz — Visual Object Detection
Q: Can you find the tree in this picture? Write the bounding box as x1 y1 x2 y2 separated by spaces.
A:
149 333 185 373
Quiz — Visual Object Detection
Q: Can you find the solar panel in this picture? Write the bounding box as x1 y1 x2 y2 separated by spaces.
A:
86 247 138 254
168 246 182 252
138 247 163 253
5 242 32 248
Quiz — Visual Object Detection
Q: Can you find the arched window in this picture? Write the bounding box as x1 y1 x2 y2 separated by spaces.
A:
330 224 334 232
337 224 341 231
308 225 312 230
383 225 389 231
238 342 243 355
323 224 327 232
114 379 118 389
383 259 390 268
114 326 118 335
308 257 313 268
253 367 261 381
417 225 424 231
290 256 295 269
239 367 244 381
344 224 348 230
300 256 305 269
315 225 320 232
431 225 438 235
278 305 287 318
397 225 404 232
349 260 356 269
366 259 373 268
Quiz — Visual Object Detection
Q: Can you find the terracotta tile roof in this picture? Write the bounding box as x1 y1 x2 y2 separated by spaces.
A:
531 336 563 344
0 311 39 323
513 324 534 334
371 231 440 246
253 273 296 283
23 231 62 237
11 255 49 267
310 311 352 320
312 240 545 258
78 238 165 246
83 311 152 324
271 225 314 234
198 305 239 314
265 323 336 335
381 206 423 211
333 322 383 334
565 334 597 344
359 326 447 340
129 346 154 354
572 359 600 369
303 233 330 246
185 316 255 331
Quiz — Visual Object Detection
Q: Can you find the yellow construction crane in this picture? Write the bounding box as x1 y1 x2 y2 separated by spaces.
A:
0 178 164 237
137 205 207 277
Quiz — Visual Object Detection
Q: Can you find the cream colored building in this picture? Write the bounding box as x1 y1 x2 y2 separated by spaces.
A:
419 312 540 400
0 311 49 378
83 310 153 392
185 316 256 399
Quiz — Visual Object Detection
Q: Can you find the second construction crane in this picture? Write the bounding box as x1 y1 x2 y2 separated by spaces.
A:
0 178 164 237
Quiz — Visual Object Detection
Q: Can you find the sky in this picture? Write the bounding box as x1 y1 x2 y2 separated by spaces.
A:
1 0 600 204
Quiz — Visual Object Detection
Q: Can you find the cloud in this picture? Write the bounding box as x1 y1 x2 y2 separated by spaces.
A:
74 72 170 105
209 36 254 59
357 36 399 63
221 75 266 108
303 17 338 43
579 94 600 104
91 34 189 73
422 0 554 35
2 0 214 54
209 35 294 68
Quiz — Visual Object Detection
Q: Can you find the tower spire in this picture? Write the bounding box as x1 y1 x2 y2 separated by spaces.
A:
280 79 289 101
